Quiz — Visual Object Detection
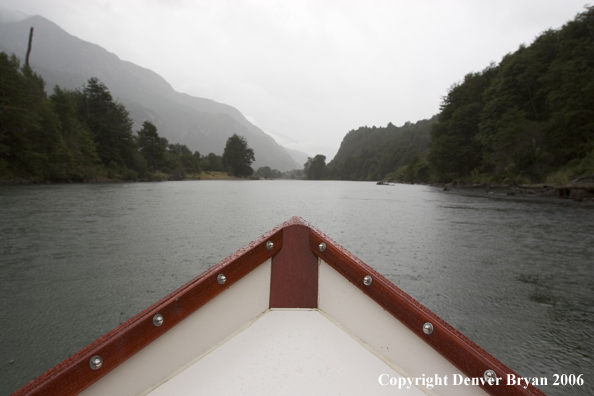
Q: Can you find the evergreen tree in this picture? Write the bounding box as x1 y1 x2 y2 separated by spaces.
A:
255 166 273 178
0 53 44 177
222 134 255 177
80 78 135 168
137 121 167 171
429 6 594 182
167 143 201 174
428 66 497 181
304 155 327 180
326 118 435 181
49 87 99 180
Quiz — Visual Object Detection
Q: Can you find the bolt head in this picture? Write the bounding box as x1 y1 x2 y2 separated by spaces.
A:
89 356 103 370
423 322 434 334
217 274 226 285
266 241 274 250
153 314 164 327
363 275 372 286
319 242 326 252
484 369 497 385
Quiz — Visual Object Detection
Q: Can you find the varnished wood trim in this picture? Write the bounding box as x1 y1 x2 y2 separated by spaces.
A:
309 229 546 396
11 227 283 396
12 216 547 396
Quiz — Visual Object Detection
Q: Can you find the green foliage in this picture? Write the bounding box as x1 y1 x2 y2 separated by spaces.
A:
180 151 202 175
385 156 430 183
546 146 594 183
49 87 100 180
80 78 136 169
200 152 226 172
254 166 281 179
327 118 435 181
428 66 497 182
0 53 44 178
0 53 99 180
331 7 594 185
304 155 327 180
222 134 255 177
137 121 167 171
0 53 209 182
429 6 594 183
255 166 272 178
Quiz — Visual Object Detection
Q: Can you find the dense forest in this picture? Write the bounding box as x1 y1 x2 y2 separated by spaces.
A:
0 53 261 182
325 117 436 181
323 6 594 184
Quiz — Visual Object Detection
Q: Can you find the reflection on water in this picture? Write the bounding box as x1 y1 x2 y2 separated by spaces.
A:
1 181 592 395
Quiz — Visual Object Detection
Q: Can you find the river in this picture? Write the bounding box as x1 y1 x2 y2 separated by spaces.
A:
1 180 592 395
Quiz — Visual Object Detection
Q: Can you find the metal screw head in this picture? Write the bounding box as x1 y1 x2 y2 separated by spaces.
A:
153 314 164 327
217 274 226 285
484 369 497 385
319 242 326 252
363 275 372 286
89 356 103 370
266 241 274 250
423 322 434 334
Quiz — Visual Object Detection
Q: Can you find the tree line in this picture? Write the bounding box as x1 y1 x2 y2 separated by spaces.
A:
0 54 257 182
305 6 594 184
429 5 594 184
327 118 435 181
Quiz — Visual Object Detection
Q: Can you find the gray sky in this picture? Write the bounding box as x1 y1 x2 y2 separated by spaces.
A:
0 0 589 160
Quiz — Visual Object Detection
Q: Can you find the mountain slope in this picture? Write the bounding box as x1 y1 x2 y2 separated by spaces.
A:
0 11 300 171
326 117 436 181
284 147 310 169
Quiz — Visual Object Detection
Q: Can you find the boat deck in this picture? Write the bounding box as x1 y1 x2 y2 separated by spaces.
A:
13 217 542 396
146 309 424 395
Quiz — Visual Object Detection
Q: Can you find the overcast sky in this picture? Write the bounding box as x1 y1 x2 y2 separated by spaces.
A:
0 0 589 160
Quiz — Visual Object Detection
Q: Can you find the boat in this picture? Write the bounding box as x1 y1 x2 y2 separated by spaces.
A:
11 216 545 395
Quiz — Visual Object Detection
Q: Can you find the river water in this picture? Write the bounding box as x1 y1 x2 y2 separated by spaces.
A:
0 180 592 395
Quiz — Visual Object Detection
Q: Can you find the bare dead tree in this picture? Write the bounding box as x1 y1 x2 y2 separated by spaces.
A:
25 27 34 67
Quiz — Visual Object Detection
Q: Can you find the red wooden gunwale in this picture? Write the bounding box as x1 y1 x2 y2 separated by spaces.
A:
11 216 546 396
11 222 285 396
307 222 546 396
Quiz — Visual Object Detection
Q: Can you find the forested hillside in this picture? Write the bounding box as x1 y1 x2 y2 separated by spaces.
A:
326 117 436 181
327 6 593 184
0 53 247 182
429 6 594 183
0 12 299 171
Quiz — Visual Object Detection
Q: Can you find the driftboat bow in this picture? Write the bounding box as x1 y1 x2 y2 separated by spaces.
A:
12 216 546 396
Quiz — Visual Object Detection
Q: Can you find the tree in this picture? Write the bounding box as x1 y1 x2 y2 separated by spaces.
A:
428 67 497 181
222 134 255 177
325 118 435 181
201 153 225 172
137 121 167 171
80 77 135 168
49 86 99 180
0 53 45 177
255 166 272 178
304 155 326 180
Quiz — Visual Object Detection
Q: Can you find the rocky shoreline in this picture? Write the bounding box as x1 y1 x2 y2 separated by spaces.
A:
378 175 594 202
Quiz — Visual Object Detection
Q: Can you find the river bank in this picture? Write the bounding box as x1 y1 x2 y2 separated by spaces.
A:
378 176 594 202
0 171 239 185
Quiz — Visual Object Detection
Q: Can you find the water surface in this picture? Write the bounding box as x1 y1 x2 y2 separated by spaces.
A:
1 181 592 395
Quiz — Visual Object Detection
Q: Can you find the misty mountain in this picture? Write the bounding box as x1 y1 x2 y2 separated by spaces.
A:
284 147 310 169
0 10 300 171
